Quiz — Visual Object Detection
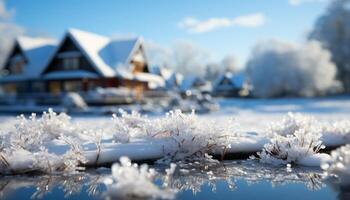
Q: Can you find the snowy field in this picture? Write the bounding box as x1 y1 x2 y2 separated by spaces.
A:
1 96 349 132
213 97 350 131
71 97 350 134
73 97 350 133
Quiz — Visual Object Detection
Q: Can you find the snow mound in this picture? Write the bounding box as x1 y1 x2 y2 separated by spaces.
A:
104 156 177 199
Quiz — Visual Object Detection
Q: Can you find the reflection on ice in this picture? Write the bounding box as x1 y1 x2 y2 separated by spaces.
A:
168 160 325 194
0 160 341 199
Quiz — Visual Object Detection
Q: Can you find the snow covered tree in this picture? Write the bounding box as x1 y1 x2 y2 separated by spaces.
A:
204 62 221 81
204 55 239 81
221 54 239 73
145 40 213 78
172 40 212 78
246 39 338 98
310 0 350 92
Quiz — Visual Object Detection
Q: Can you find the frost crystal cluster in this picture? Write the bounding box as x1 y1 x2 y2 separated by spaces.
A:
104 156 177 200
322 144 350 184
0 109 86 174
258 113 326 165
112 109 235 162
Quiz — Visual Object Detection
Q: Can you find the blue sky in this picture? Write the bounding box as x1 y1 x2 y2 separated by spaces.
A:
6 0 329 63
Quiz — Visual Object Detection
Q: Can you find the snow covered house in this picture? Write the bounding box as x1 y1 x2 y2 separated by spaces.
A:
0 29 164 98
212 72 246 97
150 66 183 90
42 29 164 94
179 75 212 94
0 36 57 94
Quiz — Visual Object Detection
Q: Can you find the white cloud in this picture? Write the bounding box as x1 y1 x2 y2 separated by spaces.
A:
178 13 266 34
0 0 24 67
288 0 328 6
0 0 14 19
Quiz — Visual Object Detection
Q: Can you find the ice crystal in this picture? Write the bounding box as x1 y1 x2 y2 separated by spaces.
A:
104 156 177 199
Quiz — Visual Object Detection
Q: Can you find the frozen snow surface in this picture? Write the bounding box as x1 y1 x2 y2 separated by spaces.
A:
0 97 350 176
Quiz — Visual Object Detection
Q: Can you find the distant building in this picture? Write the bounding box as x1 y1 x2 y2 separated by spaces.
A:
0 29 164 97
179 75 212 94
150 66 183 90
212 72 247 97
0 36 57 94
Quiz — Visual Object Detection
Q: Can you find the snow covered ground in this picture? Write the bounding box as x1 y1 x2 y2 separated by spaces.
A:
0 96 349 175
1 96 349 132
212 97 350 131
0 97 349 199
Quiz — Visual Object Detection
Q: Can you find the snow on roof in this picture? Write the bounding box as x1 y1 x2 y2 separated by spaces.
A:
4 29 150 82
43 70 99 80
232 72 245 88
149 66 183 82
66 29 115 77
17 36 56 51
179 75 206 92
17 36 58 78
134 72 165 88
115 66 165 88
65 29 142 78
100 38 139 69
149 65 162 76
213 72 246 90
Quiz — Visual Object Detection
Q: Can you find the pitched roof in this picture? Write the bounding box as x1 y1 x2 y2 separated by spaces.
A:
5 36 58 79
3 29 153 82
179 75 207 92
213 72 246 90
150 66 183 89
58 28 142 77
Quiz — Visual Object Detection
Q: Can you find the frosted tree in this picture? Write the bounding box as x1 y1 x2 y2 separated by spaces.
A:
204 62 221 81
145 40 213 78
221 54 239 73
172 40 212 77
205 54 239 81
310 0 350 92
246 39 338 98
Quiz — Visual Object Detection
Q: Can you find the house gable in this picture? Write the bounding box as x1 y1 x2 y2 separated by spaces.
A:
2 42 27 76
129 44 149 74
218 76 235 87
43 35 100 76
